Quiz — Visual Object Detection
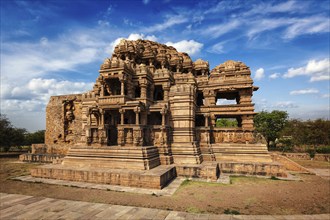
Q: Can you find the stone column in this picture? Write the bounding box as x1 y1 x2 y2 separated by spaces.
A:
210 114 216 128
141 83 147 99
119 109 124 125
134 107 140 125
161 108 167 126
204 113 209 127
100 109 104 126
163 86 170 101
120 80 125 95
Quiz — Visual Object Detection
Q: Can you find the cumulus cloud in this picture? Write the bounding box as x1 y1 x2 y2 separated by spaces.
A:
165 40 203 55
283 58 330 82
1 77 93 131
290 88 319 95
254 68 265 80
2 78 93 102
269 73 280 79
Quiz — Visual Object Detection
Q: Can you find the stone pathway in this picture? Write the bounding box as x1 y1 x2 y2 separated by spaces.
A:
1 193 329 220
307 168 330 180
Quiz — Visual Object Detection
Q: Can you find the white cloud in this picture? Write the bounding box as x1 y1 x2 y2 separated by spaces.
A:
322 94 330 98
247 18 292 39
273 101 298 108
203 20 240 38
290 88 319 95
144 15 188 32
269 73 280 79
254 68 265 80
284 16 330 39
2 78 93 102
207 42 225 54
165 40 203 55
283 58 330 82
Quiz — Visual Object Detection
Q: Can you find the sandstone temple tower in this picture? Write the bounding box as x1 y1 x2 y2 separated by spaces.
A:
31 40 282 189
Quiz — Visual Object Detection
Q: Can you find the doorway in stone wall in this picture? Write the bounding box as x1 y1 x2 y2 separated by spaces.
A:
105 110 119 146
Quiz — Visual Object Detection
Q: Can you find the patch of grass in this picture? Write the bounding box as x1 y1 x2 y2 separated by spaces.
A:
186 206 202 213
224 208 240 215
230 176 269 184
180 179 191 187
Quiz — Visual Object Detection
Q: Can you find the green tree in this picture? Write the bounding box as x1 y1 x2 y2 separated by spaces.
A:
254 110 288 148
281 118 330 150
0 114 26 151
24 130 45 145
216 118 238 128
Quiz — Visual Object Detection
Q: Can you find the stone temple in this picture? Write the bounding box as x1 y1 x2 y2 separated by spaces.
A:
30 39 285 189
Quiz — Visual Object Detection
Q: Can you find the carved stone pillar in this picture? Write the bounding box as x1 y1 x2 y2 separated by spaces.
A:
204 113 209 127
119 109 124 125
163 86 170 101
141 83 147 99
134 107 140 125
210 114 216 127
117 127 124 146
120 80 125 95
100 109 104 126
161 108 166 126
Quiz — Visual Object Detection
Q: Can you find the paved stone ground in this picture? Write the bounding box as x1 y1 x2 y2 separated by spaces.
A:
14 175 185 196
1 193 329 220
308 168 330 180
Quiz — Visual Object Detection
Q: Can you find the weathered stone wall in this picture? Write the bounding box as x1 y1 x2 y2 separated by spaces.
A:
282 153 330 162
45 94 83 155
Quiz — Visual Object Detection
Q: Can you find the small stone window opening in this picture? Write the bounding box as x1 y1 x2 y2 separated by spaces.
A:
154 85 164 101
148 112 162 125
215 116 241 128
135 84 141 98
216 91 239 105
124 110 136 124
196 91 204 106
195 114 205 127
105 78 121 95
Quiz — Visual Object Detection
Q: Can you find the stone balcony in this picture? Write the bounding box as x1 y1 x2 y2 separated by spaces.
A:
196 104 255 115
98 95 132 105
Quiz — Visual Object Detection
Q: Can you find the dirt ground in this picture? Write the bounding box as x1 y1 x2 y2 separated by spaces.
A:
0 158 329 215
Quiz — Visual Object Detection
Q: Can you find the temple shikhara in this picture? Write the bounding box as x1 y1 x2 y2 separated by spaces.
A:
28 40 285 189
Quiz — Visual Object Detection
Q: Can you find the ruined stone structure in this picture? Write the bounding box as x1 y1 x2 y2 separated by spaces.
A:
31 40 284 189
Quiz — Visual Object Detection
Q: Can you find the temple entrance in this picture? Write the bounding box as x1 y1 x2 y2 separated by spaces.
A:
105 110 120 146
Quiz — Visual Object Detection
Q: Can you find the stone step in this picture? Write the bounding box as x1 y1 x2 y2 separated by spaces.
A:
30 164 176 189
215 153 272 163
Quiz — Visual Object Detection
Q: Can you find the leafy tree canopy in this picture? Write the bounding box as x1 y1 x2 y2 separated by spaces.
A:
254 110 288 148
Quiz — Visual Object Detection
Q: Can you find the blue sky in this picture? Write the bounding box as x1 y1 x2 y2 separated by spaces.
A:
1 0 329 131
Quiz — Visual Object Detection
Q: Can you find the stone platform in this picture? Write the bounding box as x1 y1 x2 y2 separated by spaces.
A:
219 161 287 177
62 146 160 170
175 162 220 181
31 164 176 189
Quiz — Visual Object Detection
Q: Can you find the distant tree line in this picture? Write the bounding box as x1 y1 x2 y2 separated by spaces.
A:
0 114 45 152
254 110 330 153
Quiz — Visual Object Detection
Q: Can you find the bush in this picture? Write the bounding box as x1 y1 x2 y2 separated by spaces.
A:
315 146 330 154
306 147 316 159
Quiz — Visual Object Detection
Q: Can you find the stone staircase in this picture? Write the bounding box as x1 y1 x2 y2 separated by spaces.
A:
212 143 272 163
